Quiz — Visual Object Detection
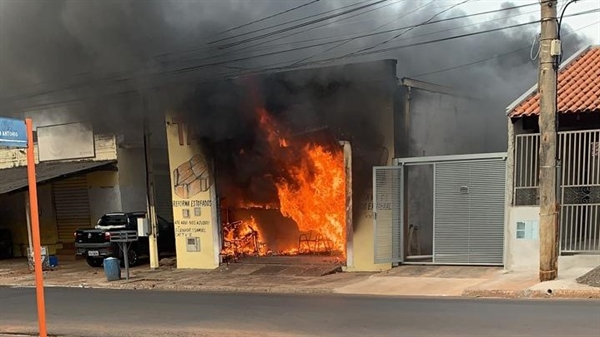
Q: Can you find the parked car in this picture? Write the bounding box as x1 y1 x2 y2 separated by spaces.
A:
74 211 175 267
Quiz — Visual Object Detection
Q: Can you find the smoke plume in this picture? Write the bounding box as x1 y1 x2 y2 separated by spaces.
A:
0 0 590 136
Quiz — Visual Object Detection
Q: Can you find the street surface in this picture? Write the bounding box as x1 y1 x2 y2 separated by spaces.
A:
1 286 599 337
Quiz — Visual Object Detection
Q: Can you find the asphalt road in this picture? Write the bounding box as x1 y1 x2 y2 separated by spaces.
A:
1 287 599 337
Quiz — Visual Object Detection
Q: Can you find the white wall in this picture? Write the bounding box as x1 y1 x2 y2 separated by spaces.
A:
87 171 123 224
116 147 148 212
505 206 540 272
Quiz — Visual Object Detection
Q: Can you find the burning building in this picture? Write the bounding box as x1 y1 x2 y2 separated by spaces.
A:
166 59 397 271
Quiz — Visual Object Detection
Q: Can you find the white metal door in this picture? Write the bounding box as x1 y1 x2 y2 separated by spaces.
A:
373 166 403 264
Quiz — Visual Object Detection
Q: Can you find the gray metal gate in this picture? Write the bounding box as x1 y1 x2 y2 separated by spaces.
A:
434 160 506 264
375 153 506 266
373 166 403 264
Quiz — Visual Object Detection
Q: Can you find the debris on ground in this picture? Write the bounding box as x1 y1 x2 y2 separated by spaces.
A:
159 257 176 268
576 265 600 287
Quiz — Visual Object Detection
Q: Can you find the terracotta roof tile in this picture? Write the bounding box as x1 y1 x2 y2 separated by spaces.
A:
509 46 600 117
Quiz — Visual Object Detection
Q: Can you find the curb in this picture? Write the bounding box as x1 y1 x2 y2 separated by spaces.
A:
462 289 600 299
2 282 334 295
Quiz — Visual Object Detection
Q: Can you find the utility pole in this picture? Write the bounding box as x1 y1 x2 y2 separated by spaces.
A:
538 0 560 282
143 97 160 270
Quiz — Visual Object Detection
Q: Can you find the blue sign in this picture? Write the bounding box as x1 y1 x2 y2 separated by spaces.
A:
0 117 27 148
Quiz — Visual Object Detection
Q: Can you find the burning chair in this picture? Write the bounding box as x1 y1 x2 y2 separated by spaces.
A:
221 220 262 263
298 231 333 255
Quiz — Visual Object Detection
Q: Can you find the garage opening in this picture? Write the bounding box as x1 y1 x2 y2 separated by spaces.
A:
215 107 349 266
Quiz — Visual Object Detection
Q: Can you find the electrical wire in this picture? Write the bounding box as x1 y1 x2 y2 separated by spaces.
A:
214 0 324 35
217 1 538 49
530 33 541 60
147 1 548 69
284 0 430 67
204 0 373 46
214 0 406 53
407 20 599 78
209 0 392 46
1 1 538 102
0 18 554 109
232 5 543 72
8 16 598 114
272 7 600 69
2 0 372 98
352 0 473 55
4 7 597 109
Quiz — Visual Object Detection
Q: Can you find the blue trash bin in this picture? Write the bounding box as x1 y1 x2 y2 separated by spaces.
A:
49 255 58 268
103 257 121 281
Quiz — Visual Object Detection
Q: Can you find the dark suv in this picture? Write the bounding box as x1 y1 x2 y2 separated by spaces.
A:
74 212 175 267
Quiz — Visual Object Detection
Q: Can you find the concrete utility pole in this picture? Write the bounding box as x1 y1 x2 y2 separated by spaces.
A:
143 97 160 270
538 0 560 282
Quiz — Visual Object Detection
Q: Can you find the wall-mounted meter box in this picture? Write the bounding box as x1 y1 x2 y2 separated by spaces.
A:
137 218 150 237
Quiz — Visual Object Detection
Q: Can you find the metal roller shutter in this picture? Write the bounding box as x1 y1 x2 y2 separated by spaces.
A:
53 176 91 244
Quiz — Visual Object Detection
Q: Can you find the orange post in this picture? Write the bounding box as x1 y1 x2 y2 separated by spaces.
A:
25 118 48 337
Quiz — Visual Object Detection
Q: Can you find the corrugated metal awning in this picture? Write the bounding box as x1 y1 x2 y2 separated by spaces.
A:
0 160 116 194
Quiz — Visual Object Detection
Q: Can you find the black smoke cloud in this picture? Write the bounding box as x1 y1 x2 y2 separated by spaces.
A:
0 0 590 137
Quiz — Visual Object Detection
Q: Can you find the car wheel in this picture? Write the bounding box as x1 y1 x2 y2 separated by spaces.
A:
120 248 139 267
86 257 103 267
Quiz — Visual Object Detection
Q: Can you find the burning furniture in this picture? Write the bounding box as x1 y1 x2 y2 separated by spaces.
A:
220 219 262 263
298 231 334 255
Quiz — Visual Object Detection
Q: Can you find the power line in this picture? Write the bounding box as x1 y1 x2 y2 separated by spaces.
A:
4 7 597 108
285 0 428 67
173 20 542 73
166 1 545 68
283 0 471 68
356 0 473 54
0 0 512 101
227 4 542 72
406 20 600 78
1 1 542 101
0 18 553 109
215 0 324 35
276 7 600 69
2 0 373 97
203 2 542 59
212 0 393 48
7 14 597 114
218 1 540 51
208 0 383 45
215 0 406 53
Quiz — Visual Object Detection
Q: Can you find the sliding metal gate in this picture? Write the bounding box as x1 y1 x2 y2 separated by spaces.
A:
434 160 506 264
373 153 507 265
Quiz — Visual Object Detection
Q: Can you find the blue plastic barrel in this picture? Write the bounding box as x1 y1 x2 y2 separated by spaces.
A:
49 255 58 267
103 257 121 281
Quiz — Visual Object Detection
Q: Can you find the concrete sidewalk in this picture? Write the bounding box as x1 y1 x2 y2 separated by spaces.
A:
1 258 599 299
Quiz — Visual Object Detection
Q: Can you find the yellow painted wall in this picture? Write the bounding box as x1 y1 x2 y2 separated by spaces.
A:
165 114 219 269
348 100 394 272
0 185 59 256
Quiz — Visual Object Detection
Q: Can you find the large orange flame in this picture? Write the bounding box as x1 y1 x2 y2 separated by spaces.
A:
259 107 347 256
221 107 346 258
